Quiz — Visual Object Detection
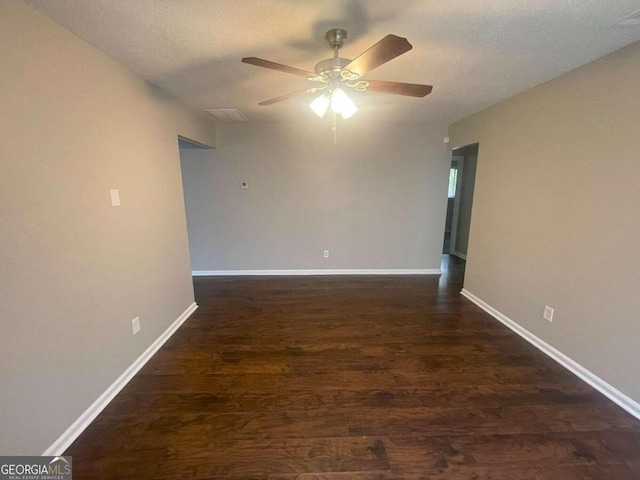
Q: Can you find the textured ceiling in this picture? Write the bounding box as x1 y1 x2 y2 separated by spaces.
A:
26 0 640 124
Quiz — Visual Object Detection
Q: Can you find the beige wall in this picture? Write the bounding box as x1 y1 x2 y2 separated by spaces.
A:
449 41 640 402
180 121 450 271
0 0 215 454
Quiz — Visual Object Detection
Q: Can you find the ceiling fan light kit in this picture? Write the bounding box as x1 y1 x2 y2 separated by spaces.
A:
242 28 432 141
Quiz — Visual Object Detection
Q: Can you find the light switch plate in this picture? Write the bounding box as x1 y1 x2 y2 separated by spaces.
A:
132 316 140 335
110 189 121 207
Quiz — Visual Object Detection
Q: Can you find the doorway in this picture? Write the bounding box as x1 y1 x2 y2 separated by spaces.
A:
177 135 214 275
442 143 478 260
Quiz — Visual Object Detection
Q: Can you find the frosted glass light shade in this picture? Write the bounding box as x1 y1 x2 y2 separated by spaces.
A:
309 94 330 117
340 96 357 119
330 88 357 119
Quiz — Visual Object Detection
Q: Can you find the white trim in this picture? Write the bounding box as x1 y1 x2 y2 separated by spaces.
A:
192 269 442 276
42 302 198 456
460 289 640 420
450 251 467 260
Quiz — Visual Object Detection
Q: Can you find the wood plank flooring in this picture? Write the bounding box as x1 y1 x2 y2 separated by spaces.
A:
65 257 640 479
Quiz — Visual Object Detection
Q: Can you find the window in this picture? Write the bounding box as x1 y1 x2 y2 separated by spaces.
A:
448 168 458 198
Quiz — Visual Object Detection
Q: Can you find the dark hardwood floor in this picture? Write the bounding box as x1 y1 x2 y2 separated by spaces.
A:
65 256 640 479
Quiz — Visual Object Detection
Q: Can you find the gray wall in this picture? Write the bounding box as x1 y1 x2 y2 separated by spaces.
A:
0 0 216 455
444 198 455 232
454 150 477 256
449 41 640 403
180 122 450 271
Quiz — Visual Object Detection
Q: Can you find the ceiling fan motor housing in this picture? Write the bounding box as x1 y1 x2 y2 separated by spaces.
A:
314 57 351 77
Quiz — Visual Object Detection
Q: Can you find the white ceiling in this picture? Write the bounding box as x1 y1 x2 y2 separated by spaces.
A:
26 0 640 124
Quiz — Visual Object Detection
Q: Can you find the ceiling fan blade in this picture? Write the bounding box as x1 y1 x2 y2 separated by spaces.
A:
242 57 316 79
258 89 314 106
365 80 433 97
344 35 413 78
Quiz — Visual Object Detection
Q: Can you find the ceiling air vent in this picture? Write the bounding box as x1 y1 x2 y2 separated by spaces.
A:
616 8 640 27
206 109 248 122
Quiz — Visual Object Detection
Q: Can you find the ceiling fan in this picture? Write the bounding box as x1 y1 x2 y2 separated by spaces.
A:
241 29 433 120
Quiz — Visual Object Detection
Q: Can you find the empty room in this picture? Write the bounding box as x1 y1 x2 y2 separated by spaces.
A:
1 1 639 478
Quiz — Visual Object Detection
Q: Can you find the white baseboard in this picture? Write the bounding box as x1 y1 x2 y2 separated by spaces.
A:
450 251 467 260
460 289 640 420
42 302 198 456
192 269 442 276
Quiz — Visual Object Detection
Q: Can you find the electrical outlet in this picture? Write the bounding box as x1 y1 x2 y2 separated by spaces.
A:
543 306 554 322
323 250 329 258
132 316 141 335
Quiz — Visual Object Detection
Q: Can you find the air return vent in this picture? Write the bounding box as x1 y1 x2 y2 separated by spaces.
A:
616 9 640 27
206 109 248 121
